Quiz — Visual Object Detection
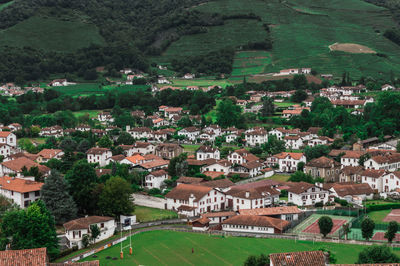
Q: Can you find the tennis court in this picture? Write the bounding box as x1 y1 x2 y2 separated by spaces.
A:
291 214 353 237
383 209 400 223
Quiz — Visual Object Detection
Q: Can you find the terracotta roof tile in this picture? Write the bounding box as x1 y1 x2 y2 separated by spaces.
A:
165 184 213 202
269 250 326 266
239 206 301 216
222 215 289 231
0 247 47 265
63 216 114 231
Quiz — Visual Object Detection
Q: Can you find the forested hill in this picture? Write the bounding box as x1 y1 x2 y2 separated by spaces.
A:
1 0 400 82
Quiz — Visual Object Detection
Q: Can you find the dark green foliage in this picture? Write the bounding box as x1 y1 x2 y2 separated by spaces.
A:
291 89 307 103
117 132 134 145
361 217 375 241
98 177 135 218
304 145 331 161
0 200 59 259
288 171 323 184
168 153 188 178
98 135 112 148
243 254 270 266
385 221 398 243
260 97 274 117
357 245 400 263
216 98 243 128
171 48 235 75
90 224 101 243
41 170 77 224
65 160 98 214
262 135 285 155
318 216 333 237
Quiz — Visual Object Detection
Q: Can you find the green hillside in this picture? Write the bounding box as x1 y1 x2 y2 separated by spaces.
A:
0 16 105 52
155 0 400 78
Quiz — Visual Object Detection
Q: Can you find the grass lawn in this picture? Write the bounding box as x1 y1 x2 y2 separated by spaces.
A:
182 144 201 155
133 206 178 223
80 230 399 265
268 174 290 182
171 79 232 88
19 137 46 144
73 110 101 119
367 209 392 224
0 16 104 52
51 83 149 97
274 102 297 108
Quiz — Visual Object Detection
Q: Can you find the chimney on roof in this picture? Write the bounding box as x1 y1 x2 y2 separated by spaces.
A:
245 191 250 198
100 169 103 173
126 125 131 132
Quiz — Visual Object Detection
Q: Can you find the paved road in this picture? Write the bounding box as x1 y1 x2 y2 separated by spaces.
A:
132 193 166 209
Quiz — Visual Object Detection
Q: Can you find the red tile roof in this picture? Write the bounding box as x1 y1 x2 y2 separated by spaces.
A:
273 152 304 160
0 247 47 265
239 206 301 216
63 216 114 231
222 215 289 231
165 184 213 202
269 250 326 266
1 157 50 174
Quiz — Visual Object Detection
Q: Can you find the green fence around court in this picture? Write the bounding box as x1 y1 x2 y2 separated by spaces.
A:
316 208 359 217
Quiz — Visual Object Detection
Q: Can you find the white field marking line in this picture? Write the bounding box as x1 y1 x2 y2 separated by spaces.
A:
143 247 167 266
160 243 195 266
184 236 233 266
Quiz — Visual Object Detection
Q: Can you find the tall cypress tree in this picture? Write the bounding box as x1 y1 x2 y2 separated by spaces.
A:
41 170 77 224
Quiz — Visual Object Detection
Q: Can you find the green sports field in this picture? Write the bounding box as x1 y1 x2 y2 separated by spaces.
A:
80 230 400 265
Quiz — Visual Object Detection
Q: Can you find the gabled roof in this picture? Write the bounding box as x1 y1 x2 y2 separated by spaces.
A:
0 176 43 193
139 160 168 169
0 248 47 265
86 147 110 155
197 145 218 153
325 183 374 197
269 251 326 266
272 152 304 160
306 156 340 168
165 184 213 202
361 169 386 178
149 169 167 177
222 215 289 231
340 166 364 175
286 181 315 194
0 131 12 138
199 178 234 188
37 149 63 159
176 176 203 184
1 157 50 174
63 216 114 231
239 206 301 216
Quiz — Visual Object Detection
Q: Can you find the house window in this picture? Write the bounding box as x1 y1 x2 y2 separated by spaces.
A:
34 191 40 197
24 200 30 207
24 192 29 198
101 223 104 228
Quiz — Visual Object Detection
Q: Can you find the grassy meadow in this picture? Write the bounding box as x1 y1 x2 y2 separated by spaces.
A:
51 84 149 97
0 16 104 52
191 0 400 79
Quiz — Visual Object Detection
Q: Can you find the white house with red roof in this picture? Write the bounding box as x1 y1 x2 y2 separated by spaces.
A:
284 135 303 150
286 182 330 206
196 145 220 161
265 152 306 172
144 169 168 189
245 128 268 146
63 216 116 249
0 176 43 208
86 147 112 167
0 157 50 177
0 131 16 147
227 149 259 165
165 184 226 216
0 144 11 159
